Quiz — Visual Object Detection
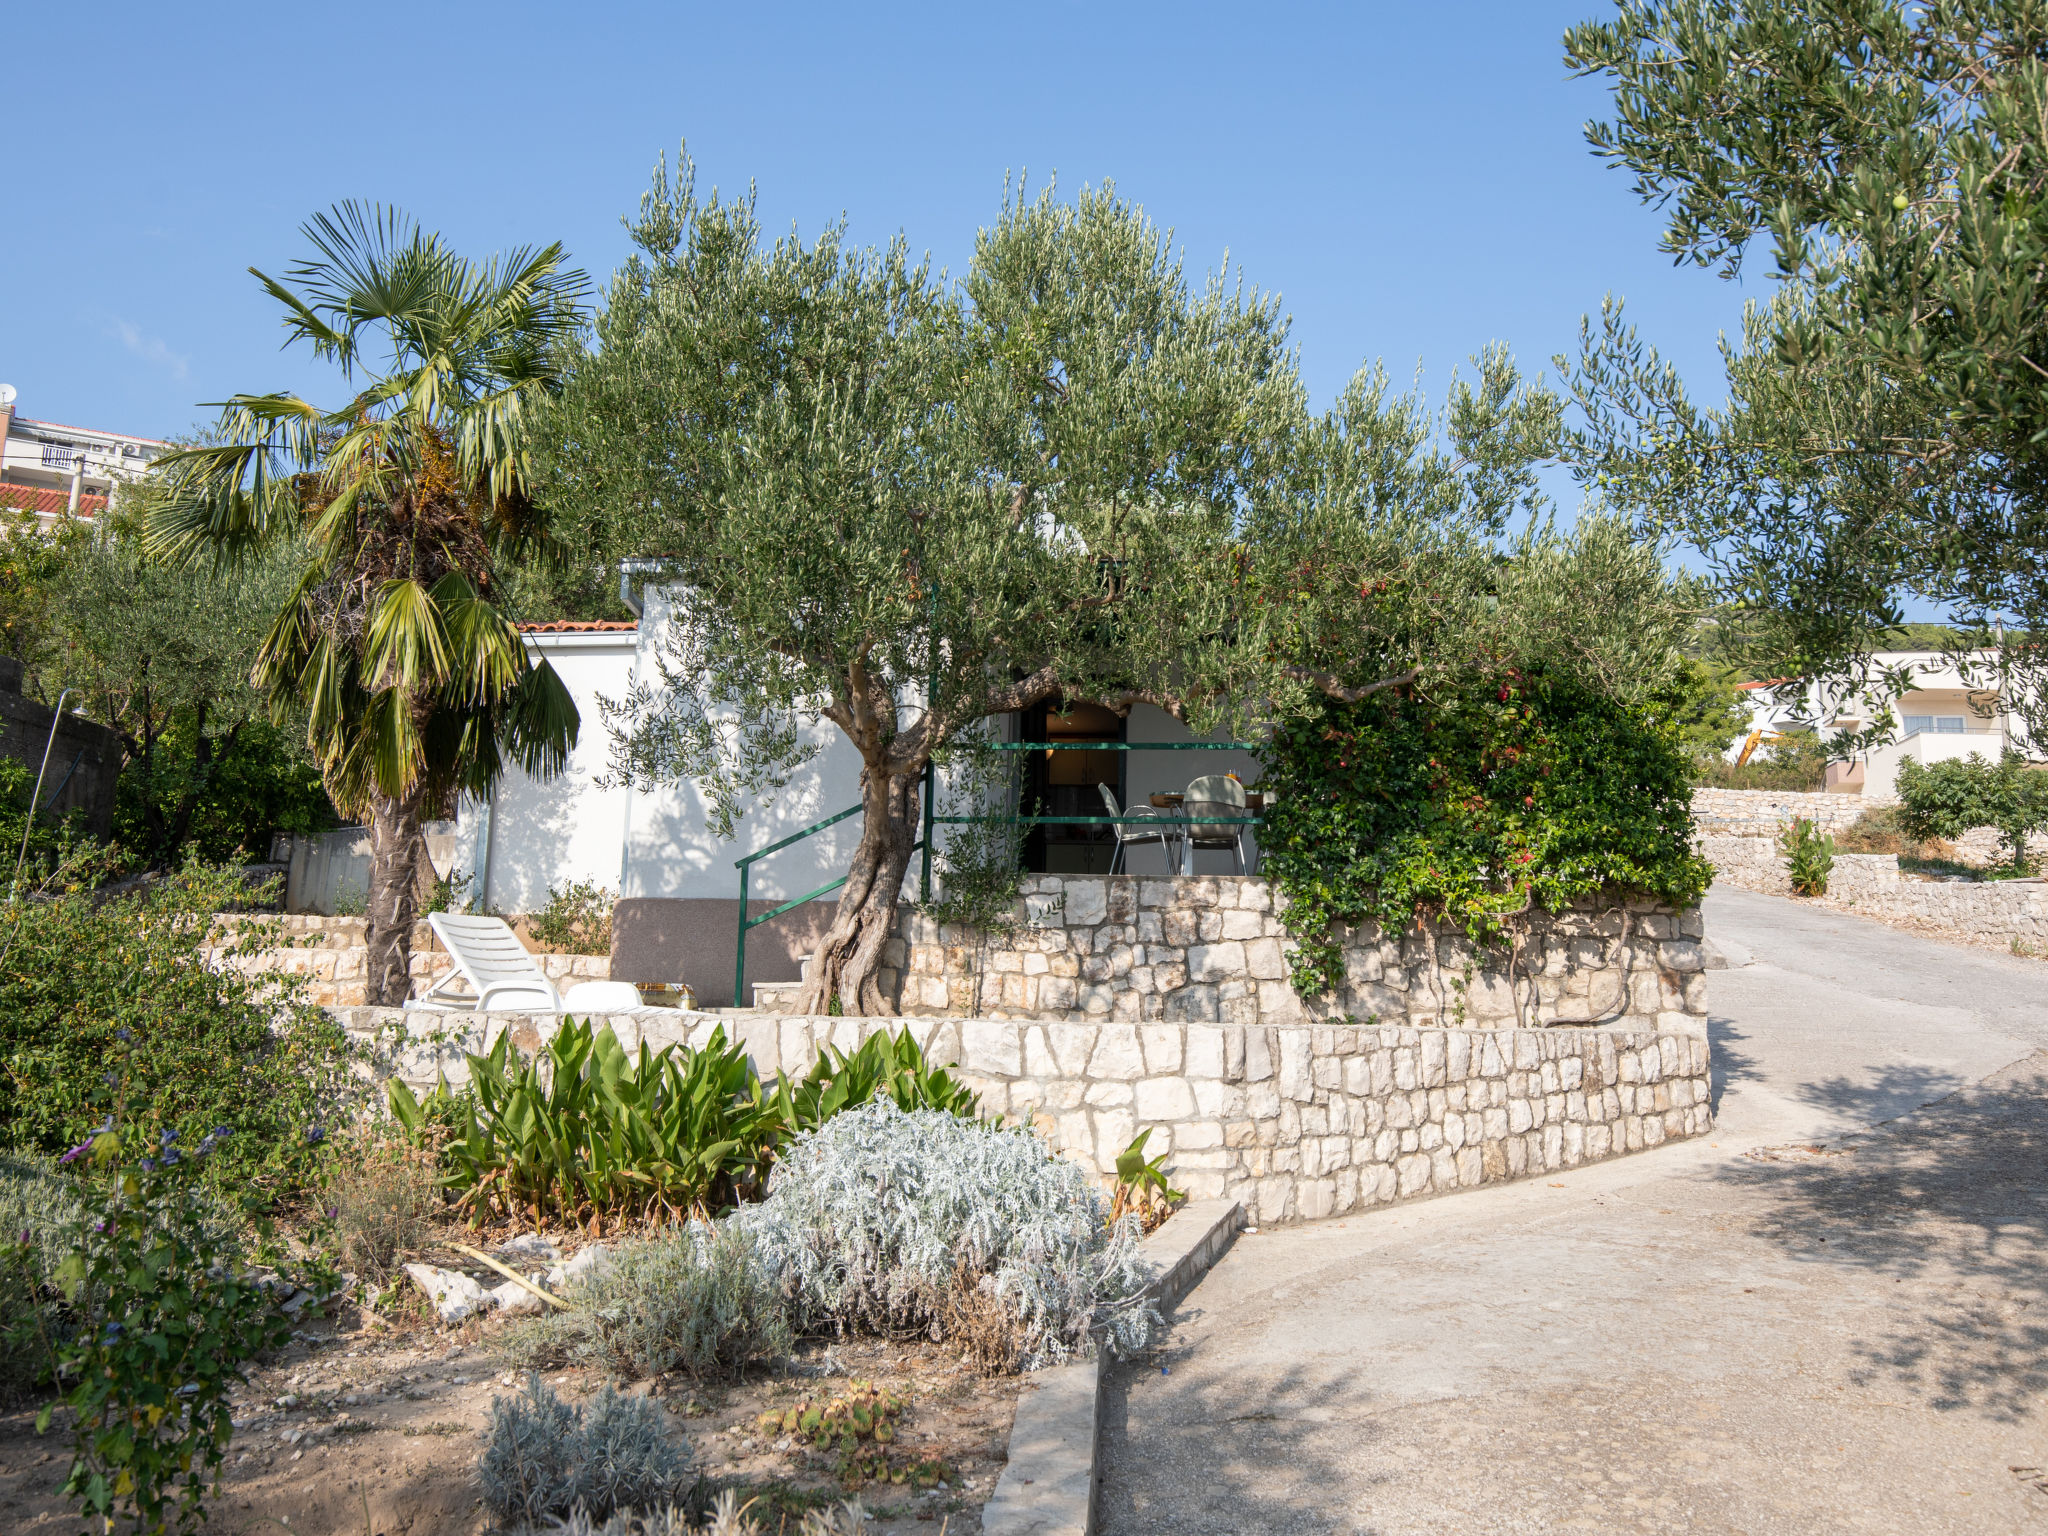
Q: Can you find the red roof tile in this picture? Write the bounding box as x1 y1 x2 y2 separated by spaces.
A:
517 619 639 633
0 484 103 519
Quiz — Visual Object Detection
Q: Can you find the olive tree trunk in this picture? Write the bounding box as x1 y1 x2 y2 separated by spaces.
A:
793 766 924 1016
364 787 430 1007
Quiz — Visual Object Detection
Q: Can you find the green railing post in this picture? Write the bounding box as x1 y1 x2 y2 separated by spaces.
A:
920 758 935 903
726 739 1261 1008
733 857 749 1010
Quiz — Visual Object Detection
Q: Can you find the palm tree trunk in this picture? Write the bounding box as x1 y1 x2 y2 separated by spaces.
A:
364 787 429 1006
794 767 922 1016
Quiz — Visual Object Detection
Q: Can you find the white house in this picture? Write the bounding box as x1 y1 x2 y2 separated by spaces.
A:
1733 649 2025 798
454 588 1263 1002
0 384 168 525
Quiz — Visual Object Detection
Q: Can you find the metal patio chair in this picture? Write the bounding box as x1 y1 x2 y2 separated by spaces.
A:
1098 783 1182 876
1183 773 1251 875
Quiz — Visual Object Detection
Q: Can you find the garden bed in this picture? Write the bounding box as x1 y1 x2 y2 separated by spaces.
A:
0 1297 1017 1535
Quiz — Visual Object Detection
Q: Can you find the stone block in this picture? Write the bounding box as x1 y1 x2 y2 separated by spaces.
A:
1185 1024 1225 1079
1134 1076 1197 1121
1061 881 1108 927
1220 909 1265 940
1139 1024 1184 1074
1186 941 1247 982
1086 1025 1145 1079
1278 1031 1315 1102
1243 936 1288 981
962 1019 1023 1077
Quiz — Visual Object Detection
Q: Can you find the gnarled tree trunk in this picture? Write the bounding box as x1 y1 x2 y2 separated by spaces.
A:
794 765 924 1015
364 787 430 1007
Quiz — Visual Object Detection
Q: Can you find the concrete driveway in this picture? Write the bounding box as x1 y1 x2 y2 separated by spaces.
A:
1101 887 2048 1534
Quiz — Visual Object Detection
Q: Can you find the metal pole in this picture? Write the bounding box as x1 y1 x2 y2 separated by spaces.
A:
733 859 750 1010
12 687 76 896
921 594 937 903
920 759 935 904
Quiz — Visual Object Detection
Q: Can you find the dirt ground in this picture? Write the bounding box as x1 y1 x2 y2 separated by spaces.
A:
0 1298 1017 1536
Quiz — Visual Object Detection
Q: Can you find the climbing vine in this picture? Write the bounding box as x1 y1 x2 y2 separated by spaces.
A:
1254 669 1710 998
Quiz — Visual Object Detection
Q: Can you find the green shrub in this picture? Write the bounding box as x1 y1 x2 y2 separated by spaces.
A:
0 1152 83 1405
478 1374 691 1529
529 879 615 955
38 1107 292 1536
388 1020 784 1228
112 715 333 869
778 1029 983 1132
1897 750 2048 873
1779 817 1835 896
389 1023 984 1231
1255 669 1713 996
0 859 359 1199
0 755 105 889
504 1223 793 1380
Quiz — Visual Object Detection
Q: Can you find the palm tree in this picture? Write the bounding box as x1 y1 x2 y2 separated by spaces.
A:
150 204 587 1003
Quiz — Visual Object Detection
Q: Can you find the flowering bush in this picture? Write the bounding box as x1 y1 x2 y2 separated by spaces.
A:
733 1100 1157 1371
1257 669 1711 995
33 1098 292 1536
0 860 358 1199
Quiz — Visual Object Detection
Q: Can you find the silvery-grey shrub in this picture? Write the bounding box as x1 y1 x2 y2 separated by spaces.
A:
544 1490 864 1535
731 1100 1157 1368
479 1374 690 1529
506 1222 792 1380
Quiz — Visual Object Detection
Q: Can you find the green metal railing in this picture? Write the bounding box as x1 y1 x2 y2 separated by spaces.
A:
732 739 1259 1006
733 803 924 1009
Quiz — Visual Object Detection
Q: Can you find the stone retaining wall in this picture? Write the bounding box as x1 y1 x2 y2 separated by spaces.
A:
846 876 1706 1036
1698 838 1900 901
212 915 607 1008
1689 786 1875 835
343 1008 1712 1227
1699 835 2048 948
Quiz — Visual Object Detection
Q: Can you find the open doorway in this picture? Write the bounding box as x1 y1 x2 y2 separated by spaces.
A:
1020 700 1124 874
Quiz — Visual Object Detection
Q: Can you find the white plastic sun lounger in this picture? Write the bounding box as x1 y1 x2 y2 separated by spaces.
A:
405 913 564 1013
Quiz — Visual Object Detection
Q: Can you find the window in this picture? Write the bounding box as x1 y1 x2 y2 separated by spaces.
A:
1903 715 1967 736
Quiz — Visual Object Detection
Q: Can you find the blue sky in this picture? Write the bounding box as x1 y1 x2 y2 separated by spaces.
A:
4 1 1758 468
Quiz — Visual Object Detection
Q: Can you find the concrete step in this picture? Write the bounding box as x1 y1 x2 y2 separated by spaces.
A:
751 980 804 1013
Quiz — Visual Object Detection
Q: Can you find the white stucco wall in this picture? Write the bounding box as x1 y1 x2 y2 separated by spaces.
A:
453 629 638 914
455 595 1279 909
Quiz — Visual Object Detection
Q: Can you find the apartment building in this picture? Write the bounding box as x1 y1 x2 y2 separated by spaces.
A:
0 383 168 525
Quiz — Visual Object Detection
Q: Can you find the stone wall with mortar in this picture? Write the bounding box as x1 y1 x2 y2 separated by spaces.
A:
1698 836 2048 947
341 1007 1713 1228
837 876 1707 1036
1698 838 1900 901
1688 786 1875 835
211 915 607 1008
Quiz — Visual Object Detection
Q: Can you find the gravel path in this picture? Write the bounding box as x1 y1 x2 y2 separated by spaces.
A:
1100 887 2048 1534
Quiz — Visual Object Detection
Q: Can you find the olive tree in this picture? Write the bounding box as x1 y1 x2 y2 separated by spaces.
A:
546 154 1695 1015
1563 2 2048 745
542 159 1297 1013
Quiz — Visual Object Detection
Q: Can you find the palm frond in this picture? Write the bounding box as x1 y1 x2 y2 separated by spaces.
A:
365 579 454 692
499 657 579 778
433 573 525 705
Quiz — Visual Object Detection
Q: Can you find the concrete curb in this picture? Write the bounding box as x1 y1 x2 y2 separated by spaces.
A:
980 1199 1245 1536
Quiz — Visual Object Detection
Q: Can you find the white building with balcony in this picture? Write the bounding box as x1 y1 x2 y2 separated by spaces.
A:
0 383 168 525
1737 649 2025 798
